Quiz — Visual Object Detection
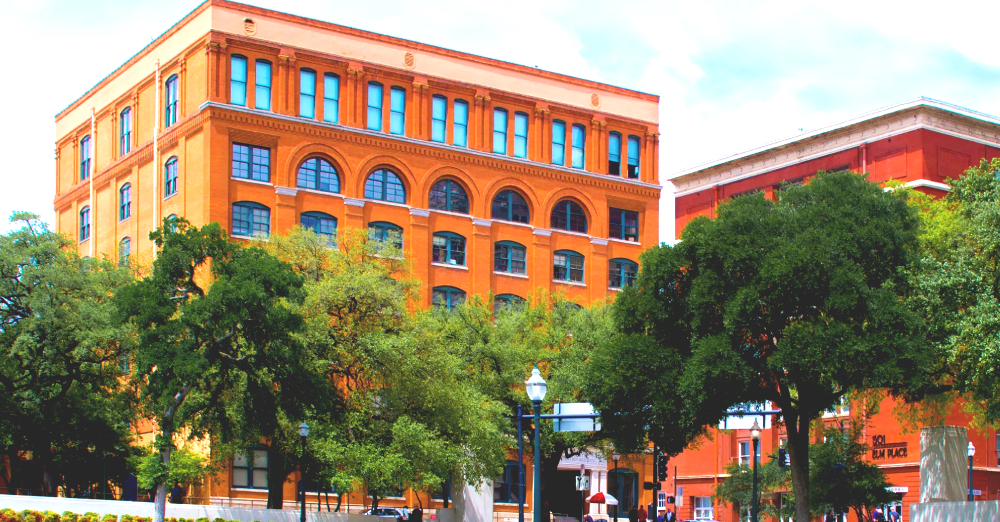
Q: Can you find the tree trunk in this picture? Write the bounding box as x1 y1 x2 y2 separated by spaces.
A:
267 450 289 509
371 493 380 512
154 443 172 522
785 411 812 522
539 446 564 522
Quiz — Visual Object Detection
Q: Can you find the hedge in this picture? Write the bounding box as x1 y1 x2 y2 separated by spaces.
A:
0 510 278 522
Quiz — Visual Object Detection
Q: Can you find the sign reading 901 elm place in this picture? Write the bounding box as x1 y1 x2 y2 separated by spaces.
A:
871 435 908 459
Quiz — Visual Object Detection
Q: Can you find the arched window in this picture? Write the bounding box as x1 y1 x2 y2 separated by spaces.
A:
607 469 639 513
431 95 447 143
494 241 526 275
609 259 639 289
368 221 403 252
301 211 337 245
79 206 91 241
571 124 586 169
627 135 641 178
428 179 469 214
493 460 524 503
432 232 466 266
166 214 178 232
432 286 466 311
232 201 271 238
297 157 340 193
165 74 179 127
119 237 131 267
164 157 179 197
80 136 91 181
608 131 622 176
551 200 587 233
300 68 316 119
493 294 526 313
231 55 248 106
120 108 132 155
119 183 131 221
553 250 584 283
491 190 529 224
364 169 406 203
256 60 272 111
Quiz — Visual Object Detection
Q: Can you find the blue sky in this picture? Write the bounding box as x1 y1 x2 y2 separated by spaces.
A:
3 0 1000 240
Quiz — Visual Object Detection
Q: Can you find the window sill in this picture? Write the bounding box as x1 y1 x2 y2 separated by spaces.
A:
553 280 586 287
231 234 270 242
608 287 623 292
551 229 592 239
365 199 411 210
164 192 178 201
230 487 270 492
494 271 528 279
298 188 344 198
493 220 533 229
428 208 473 219
232 177 273 186
608 237 640 245
432 262 469 271
119 217 131 224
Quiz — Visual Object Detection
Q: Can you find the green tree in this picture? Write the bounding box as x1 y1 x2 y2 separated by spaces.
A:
135 446 214 503
713 449 792 522
114 218 306 522
0 212 136 497
810 423 894 522
587 172 928 522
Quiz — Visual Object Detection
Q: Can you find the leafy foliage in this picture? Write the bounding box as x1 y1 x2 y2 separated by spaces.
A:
810 424 894 521
0 212 136 496
713 450 792 521
587 172 927 522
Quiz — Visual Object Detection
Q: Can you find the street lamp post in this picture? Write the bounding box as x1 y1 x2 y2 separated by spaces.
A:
750 420 761 522
968 440 976 502
525 365 548 522
299 422 310 522
612 453 620 522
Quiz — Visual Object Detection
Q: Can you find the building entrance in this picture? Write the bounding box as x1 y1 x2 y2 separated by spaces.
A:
548 470 585 521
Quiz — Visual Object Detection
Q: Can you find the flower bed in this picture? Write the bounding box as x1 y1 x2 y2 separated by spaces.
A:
0 510 274 522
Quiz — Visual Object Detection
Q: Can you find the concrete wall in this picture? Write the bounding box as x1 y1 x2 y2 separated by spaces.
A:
910 500 1000 522
0 495 377 522
920 426 968 503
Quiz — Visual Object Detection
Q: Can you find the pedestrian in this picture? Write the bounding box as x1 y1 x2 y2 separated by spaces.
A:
411 507 423 522
169 481 184 504
647 503 655 522
872 507 885 522
824 510 835 522
637 504 646 522
664 510 676 522
628 507 638 522
656 510 663 522
888 506 901 522
584 515 594 522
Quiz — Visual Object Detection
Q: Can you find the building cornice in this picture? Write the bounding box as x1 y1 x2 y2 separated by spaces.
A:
671 99 1000 197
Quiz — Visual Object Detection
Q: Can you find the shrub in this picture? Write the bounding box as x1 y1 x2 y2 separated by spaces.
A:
195 517 209 522
101 515 117 522
42 511 60 522
19 510 43 522
167 518 178 522
61 513 77 522
213 518 224 522
1 508 21 522
119 515 133 522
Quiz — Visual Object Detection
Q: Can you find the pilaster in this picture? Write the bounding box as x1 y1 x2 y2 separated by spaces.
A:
589 238 609 302
274 187 299 233
411 78 429 140
590 118 606 174
347 62 365 128
471 218 492 298
344 198 365 230
409 208 431 306
205 38 226 103
277 48 297 115
532 228 552 287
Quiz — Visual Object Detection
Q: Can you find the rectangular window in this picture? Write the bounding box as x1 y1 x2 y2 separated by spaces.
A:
693 497 713 520
120 110 131 155
255 60 272 111
554 252 584 283
608 132 622 175
609 208 639 241
738 440 760 467
493 108 508 154
80 137 91 181
323 73 340 123
627 135 641 178
367 83 383 131
232 449 268 489
657 491 666 510
299 69 316 119
230 56 247 106
232 143 271 182
454 100 469 147
514 112 528 159
432 95 447 143
552 120 566 166
571 124 586 169
494 243 527 275
432 234 466 266
165 76 179 127
390 87 406 135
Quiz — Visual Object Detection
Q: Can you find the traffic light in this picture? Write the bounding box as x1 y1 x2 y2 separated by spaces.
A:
657 455 668 481
666 496 675 504
777 448 786 468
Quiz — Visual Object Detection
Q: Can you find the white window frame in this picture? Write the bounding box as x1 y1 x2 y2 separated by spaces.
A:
693 496 713 520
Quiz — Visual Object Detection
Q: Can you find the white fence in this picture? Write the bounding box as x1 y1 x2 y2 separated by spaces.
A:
0 495 379 522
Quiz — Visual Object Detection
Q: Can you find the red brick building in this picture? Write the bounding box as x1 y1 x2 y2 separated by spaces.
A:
667 98 1000 522
52 0 661 515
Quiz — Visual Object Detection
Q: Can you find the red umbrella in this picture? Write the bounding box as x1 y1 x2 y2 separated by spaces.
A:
585 491 619 505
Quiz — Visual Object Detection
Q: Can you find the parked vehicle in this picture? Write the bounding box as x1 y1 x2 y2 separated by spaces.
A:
362 507 410 521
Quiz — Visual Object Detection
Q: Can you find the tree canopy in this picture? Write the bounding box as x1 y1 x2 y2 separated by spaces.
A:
587 172 928 522
0 212 136 497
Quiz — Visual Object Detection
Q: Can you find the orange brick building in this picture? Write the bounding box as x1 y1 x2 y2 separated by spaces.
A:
667 98 1000 522
52 0 660 515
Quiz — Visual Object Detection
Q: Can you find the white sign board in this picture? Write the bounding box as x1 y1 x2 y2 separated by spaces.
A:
887 486 909 493
719 402 772 430
676 486 683 507
575 475 590 491
553 403 601 432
